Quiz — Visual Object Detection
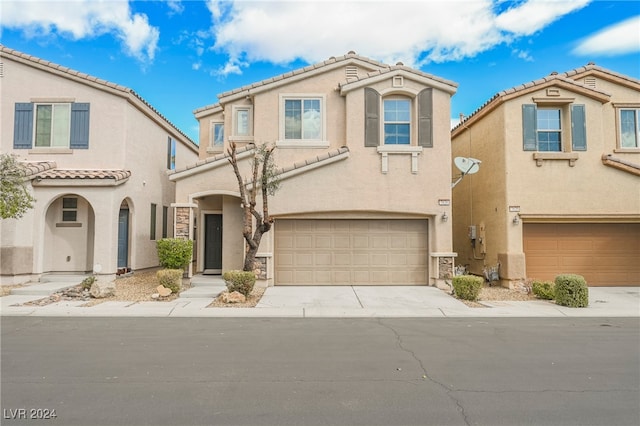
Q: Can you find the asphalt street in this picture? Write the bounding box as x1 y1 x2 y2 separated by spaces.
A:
2 317 639 426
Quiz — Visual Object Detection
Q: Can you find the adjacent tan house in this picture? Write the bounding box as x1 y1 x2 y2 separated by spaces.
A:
0 46 199 285
451 63 640 287
170 52 459 286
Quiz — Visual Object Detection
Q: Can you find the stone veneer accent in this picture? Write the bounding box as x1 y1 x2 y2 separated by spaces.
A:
175 207 190 238
438 256 454 280
254 257 267 280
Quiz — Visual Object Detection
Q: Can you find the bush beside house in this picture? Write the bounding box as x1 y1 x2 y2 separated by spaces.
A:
452 275 484 301
156 238 193 295
555 274 589 308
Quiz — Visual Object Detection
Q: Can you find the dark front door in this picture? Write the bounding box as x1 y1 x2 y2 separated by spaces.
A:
204 214 223 273
117 208 129 268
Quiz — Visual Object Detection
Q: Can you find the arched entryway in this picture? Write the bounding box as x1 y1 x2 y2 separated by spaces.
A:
43 194 95 273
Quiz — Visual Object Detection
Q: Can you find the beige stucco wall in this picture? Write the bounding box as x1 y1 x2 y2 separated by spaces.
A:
177 59 457 284
451 75 640 285
0 51 198 283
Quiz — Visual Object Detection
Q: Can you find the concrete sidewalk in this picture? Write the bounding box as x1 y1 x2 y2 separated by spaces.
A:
1 285 638 318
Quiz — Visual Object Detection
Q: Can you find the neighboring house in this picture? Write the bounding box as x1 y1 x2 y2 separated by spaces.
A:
451 63 640 287
0 46 199 285
170 52 458 286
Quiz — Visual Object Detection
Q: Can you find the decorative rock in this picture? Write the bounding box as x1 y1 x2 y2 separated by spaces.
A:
151 293 160 300
156 285 172 297
90 280 116 298
220 291 246 304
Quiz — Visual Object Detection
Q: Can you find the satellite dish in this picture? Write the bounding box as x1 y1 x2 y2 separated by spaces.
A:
454 157 481 175
452 157 482 188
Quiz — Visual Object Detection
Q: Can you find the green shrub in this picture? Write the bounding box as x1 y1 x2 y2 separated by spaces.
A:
452 275 484 301
554 274 589 308
81 275 96 290
156 238 193 270
222 270 256 297
156 269 184 294
532 280 555 300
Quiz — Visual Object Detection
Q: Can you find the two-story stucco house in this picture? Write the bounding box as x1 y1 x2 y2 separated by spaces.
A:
451 63 640 287
0 46 199 285
170 52 458 286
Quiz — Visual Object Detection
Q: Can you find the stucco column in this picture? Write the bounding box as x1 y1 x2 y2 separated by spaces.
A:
92 205 117 282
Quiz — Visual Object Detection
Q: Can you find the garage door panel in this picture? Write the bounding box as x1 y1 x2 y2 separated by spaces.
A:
276 219 429 285
524 223 640 286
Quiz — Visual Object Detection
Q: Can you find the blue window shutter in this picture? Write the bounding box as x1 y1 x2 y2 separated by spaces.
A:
364 88 380 147
522 104 537 151
13 103 33 149
571 104 587 151
70 103 90 149
418 88 433 147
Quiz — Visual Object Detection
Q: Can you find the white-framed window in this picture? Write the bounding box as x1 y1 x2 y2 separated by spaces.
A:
619 108 640 149
35 103 71 148
536 108 562 152
232 106 253 140
210 121 224 151
278 94 327 147
522 103 586 152
383 98 411 145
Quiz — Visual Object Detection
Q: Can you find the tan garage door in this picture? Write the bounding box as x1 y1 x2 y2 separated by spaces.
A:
524 223 640 286
275 219 429 285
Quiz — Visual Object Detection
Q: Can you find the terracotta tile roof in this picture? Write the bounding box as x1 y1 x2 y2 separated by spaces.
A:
1 45 197 150
36 169 132 182
452 66 614 133
169 143 257 177
277 147 350 176
339 63 458 92
561 63 640 86
19 161 57 177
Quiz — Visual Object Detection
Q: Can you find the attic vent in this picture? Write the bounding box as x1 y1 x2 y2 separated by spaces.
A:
584 77 596 88
345 66 358 80
0 62 3 78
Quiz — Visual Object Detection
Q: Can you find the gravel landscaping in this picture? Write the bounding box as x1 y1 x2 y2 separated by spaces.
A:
3 271 536 308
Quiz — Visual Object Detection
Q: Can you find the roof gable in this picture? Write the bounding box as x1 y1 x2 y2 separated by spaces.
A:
452 70 613 135
561 63 640 91
339 65 458 95
1 45 198 152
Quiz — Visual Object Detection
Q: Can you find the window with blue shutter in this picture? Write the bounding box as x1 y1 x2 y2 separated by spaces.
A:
571 104 586 151
13 102 89 149
364 88 380 147
13 103 34 149
522 104 537 151
418 88 433 147
70 103 90 149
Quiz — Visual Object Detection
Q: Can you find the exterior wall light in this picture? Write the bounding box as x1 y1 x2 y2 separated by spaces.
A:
513 214 520 225
442 212 448 222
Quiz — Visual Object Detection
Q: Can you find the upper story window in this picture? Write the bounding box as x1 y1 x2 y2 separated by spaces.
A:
167 137 176 170
536 108 561 152
619 108 639 149
208 121 224 152
364 88 433 149
285 98 321 139
383 98 411 145
35 103 70 147
278 94 327 148
522 103 586 152
13 102 90 150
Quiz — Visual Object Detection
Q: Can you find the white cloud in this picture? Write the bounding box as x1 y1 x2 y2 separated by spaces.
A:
0 0 159 62
206 0 592 76
573 15 640 56
166 1 185 15
495 0 590 35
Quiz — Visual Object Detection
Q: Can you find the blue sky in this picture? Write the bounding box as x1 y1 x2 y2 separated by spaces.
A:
2 0 639 143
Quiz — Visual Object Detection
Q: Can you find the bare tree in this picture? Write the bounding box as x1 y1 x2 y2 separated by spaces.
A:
227 142 280 272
